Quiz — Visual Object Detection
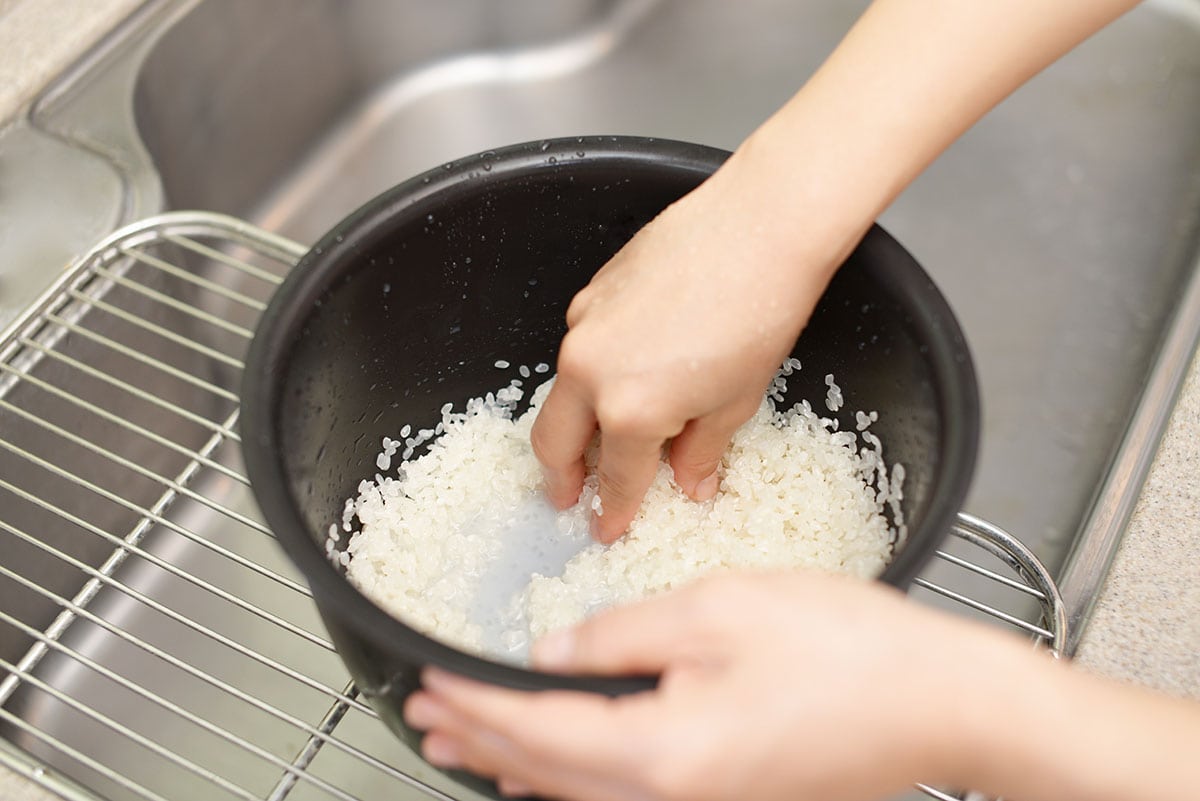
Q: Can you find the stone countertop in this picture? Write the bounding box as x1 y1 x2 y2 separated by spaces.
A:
0 1 1196 799
0 0 142 124
1074 354 1200 701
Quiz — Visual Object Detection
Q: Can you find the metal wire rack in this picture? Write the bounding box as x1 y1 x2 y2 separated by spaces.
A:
0 212 1065 801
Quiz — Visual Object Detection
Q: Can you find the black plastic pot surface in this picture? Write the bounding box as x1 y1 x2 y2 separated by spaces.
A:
240 136 979 780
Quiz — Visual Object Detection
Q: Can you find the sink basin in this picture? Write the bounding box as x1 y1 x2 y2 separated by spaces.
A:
128 0 1200 581
0 0 1197 799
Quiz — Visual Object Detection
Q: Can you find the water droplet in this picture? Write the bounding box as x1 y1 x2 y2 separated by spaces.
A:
482 163 492 171
465 257 472 264
576 151 585 157
539 140 551 151
443 162 453 170
426 214 435 222
422 176 431 184
335 234 344 242
383 283 391 294
548 156 557 164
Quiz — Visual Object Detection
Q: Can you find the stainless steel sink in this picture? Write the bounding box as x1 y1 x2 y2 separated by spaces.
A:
0 0 1197 799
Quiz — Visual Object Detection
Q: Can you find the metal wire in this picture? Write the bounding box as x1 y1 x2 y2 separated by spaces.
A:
0 212 1068 801
0 574 454 801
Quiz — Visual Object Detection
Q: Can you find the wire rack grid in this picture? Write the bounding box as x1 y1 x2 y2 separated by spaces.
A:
0 211 1065 801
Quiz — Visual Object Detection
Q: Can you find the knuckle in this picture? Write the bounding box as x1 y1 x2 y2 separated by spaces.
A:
728 394 765 423
595 389 669 440
529 419 565 468
564 289 592 328
554 332 597 385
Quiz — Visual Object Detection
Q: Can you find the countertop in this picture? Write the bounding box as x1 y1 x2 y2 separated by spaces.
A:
0 1 1196 799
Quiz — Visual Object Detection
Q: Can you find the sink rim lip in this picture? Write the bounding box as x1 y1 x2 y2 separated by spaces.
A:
239 133 980 695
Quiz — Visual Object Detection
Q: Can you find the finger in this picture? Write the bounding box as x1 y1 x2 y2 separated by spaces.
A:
564 285 595 329
669 394 765 500
592 428 663 543
412 690 638 801
404 689 458 734
496 777 533 798
430 728 647 801
420 668 649 776
532 585 710 674
530 378 596 510
667 417 730 501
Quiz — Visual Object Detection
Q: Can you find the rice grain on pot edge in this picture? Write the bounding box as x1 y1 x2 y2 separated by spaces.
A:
333 360 905 663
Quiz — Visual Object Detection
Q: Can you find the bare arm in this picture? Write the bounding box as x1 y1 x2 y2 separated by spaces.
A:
534 0 1143 542
406 572 1200 801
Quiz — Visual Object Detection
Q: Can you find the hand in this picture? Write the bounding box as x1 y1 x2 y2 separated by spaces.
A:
403 572 1014 801
532 158 849 543
531 0 1141 544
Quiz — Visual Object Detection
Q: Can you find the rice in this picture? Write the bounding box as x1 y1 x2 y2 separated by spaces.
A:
336 363 903 663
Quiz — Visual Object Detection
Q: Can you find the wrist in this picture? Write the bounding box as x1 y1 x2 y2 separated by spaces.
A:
911 624 1058 796
724 123 875 275
683 124 872 331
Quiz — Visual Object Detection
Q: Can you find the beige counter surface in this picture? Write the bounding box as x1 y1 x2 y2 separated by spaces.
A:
0 0 142 124
1074 354 1200 702
0 1 1197 799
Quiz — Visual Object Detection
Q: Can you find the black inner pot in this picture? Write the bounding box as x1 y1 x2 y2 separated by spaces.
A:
240 136 979 768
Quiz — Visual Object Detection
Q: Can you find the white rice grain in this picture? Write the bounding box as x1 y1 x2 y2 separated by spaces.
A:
337 364 903 664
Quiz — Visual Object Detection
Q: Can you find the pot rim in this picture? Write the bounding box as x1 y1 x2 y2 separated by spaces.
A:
240 135 979 694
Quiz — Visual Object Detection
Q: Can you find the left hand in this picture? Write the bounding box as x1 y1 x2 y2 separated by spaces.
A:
402 571 1023 801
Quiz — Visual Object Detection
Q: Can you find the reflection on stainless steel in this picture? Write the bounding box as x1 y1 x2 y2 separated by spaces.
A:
124 0 1200 604
0 0 1197 798
1056 241 1200 653
0 213 1062 801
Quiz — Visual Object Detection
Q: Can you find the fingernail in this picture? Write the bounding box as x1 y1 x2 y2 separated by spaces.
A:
695 471 719 501
531 629 576 671
423 735 463 769
403 694 438 730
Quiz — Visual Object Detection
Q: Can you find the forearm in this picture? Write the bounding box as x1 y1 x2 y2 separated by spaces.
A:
938 634 1200 801
704 0 1141 286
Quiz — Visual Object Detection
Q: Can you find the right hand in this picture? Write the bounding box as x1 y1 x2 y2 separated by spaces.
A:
531 150 856 542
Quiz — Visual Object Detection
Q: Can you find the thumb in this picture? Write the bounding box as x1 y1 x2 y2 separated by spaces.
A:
532 589 706 676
